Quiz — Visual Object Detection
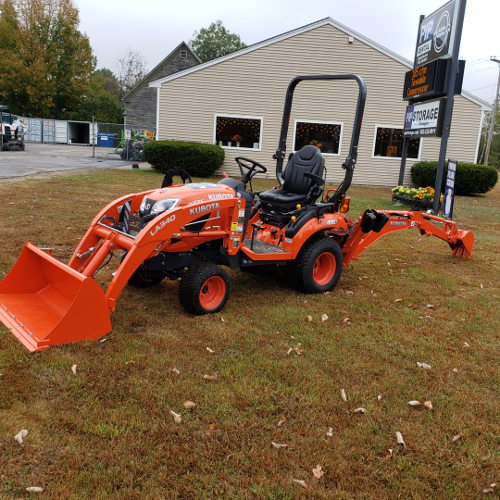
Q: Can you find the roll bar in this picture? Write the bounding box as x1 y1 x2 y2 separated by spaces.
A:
273 74 367 206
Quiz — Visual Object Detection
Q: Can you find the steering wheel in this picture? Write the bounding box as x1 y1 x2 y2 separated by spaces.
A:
235 156 267 184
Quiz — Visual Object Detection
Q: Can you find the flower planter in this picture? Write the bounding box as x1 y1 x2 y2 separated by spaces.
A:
392 194 440 211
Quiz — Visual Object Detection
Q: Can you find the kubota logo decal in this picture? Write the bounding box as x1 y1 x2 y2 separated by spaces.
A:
189 202 220 215
390 221 407 226
208 193 232 200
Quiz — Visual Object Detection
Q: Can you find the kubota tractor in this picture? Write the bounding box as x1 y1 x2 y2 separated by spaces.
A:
0 75 474 351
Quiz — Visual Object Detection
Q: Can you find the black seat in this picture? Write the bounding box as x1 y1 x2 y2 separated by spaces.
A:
258 145 325 210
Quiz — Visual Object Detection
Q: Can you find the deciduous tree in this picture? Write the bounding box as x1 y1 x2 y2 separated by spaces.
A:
189 20 246 63
0 0 95 118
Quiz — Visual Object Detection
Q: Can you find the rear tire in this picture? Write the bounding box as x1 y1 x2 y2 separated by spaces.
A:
287 237 343 293
179 262 230 315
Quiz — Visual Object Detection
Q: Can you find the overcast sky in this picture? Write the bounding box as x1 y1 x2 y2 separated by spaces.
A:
76 0 499 104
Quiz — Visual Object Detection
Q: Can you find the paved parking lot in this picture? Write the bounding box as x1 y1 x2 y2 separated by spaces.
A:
0 143 150 180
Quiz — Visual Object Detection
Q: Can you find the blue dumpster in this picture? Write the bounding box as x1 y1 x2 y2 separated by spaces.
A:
97 133 116 147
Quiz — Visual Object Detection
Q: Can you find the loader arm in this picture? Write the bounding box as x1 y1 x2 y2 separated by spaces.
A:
342 210 474 266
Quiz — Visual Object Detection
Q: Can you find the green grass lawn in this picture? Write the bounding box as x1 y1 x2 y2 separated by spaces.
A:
0 169 498 499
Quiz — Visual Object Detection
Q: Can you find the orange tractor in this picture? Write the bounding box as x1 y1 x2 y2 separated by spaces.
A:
0 75 474 351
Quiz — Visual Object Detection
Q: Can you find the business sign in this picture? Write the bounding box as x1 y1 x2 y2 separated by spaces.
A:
443 159 457 218
404 98 446 137
415 0 458 67
403 59 465 102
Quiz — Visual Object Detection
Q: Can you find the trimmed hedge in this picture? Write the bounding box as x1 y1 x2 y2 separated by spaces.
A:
143 140 225 177
411 161 498 196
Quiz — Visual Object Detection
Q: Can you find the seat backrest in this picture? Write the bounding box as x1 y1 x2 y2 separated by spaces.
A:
283 145 325 194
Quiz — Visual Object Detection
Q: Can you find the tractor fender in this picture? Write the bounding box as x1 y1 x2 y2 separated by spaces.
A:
287 213 349 258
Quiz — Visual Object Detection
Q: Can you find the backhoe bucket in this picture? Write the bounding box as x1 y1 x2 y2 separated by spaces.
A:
0 242 111 352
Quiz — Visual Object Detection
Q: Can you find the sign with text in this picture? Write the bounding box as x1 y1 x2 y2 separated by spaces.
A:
443 159 457 218
403 59 465 102
415 0 458 67
404 98 446 138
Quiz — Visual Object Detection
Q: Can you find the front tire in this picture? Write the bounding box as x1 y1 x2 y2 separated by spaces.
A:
288 237 343 293
179 262 230 315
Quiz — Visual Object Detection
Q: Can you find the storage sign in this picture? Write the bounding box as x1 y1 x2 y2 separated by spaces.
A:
415 0 457 67
404 98 446 137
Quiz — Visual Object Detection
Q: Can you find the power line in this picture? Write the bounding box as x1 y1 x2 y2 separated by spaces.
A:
469 83 497 92
465 66 497 75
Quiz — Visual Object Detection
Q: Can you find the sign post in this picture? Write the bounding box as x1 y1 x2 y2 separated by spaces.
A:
431 0 466 215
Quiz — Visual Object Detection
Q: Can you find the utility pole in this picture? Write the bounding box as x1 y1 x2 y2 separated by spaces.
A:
484 57 500 166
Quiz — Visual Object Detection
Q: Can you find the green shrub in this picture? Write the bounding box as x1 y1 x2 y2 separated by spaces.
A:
143 140 225 177
411 161 498 196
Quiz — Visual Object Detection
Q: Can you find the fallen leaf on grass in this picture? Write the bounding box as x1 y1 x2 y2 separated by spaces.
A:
271 441 287 449
427 304 435 309
326 427 333 437
463 342 470 348
407 401 422 406
206 347 215 354
220 316 225 322
295 348 303 355
417 362 432 369
340 389 347 402
203 374 217 381
205 423 216 436
126 360 135 365
71 364 77 374
169 367 181 375
183 401 196 409
424 401 433 410
343 317 351 325
354 407 368 414
99 338 108 343
377 395 383 401
312 464 324 479
451 433 463 443
169 410 182 423
277 416 286 427
14 430 28 445
287 347 294 356
452 368 458 373
292 478 308 489
321 314 328 322
26 487 44 493
483 483 496 494
385 448 393 460
344 290 354 295
306 315 313 322
396 432 406 447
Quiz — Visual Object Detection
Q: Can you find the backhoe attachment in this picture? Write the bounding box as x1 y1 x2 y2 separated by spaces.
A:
342 209 474 265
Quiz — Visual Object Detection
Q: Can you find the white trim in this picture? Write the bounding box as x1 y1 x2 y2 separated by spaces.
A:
474 110 486 163
371 124 421 161
213 113 264 151
292 119 343 156
156 87 160 139
149 18 413 88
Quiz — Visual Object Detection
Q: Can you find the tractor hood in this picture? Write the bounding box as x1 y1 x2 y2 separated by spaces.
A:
138 182 237 219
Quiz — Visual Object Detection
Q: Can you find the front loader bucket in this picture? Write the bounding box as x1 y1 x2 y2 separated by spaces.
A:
0 242 112 352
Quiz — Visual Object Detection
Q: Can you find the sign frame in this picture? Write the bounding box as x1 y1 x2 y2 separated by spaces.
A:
404 98 446 138
414 0 459 67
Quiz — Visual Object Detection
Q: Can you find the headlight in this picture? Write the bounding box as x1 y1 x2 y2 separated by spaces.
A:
150 198 181 216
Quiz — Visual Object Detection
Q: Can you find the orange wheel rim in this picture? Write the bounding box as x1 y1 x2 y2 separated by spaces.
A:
313 252 336 285
199 276 226 309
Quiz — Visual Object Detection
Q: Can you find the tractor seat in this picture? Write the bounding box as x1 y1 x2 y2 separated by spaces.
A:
258 145 325 210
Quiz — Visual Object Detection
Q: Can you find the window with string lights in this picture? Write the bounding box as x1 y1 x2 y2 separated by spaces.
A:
293 121 342 155
214 115 263 149
373 126 420 159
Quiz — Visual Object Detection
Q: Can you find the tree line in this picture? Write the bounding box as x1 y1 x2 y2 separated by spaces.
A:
0 0 245 124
